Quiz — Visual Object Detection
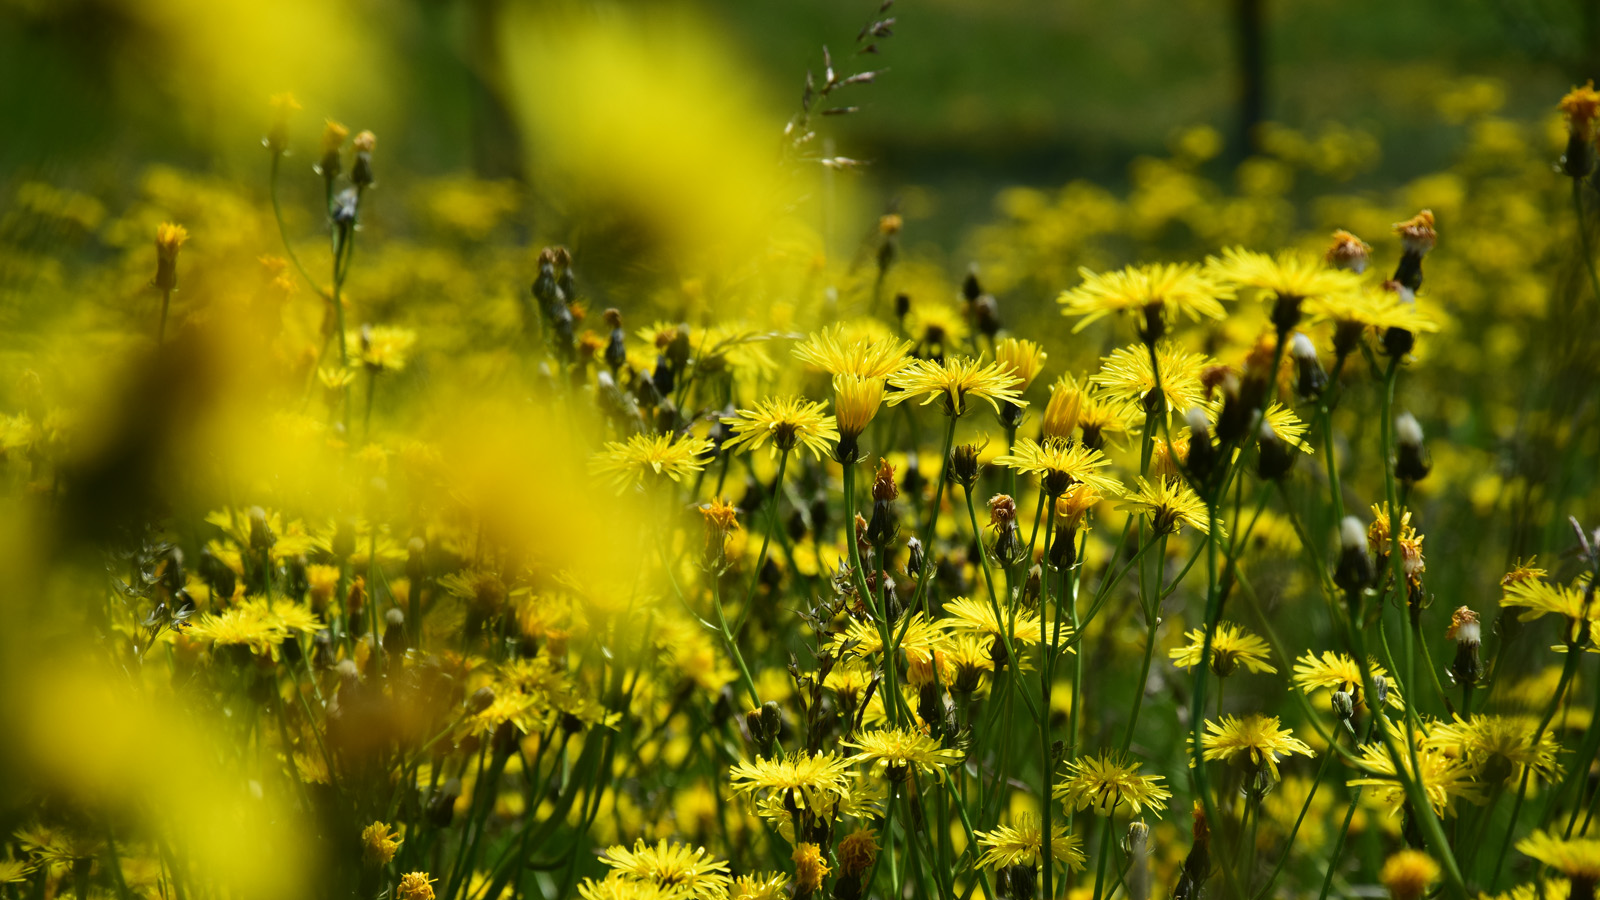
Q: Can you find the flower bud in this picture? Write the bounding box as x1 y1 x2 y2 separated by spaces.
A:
1185 407 1216 481
1395 412 1431 484
906 537 925 577
1290 332 1327 398
154 222 188 292
1325 229 1371 274
1448 606 1482 690
1333 515 1375 599
1257 419 1294 481
1391 210 1435 292
949 443 982 490
1124 820 1152 900
317 120 348 179
350 130 377 188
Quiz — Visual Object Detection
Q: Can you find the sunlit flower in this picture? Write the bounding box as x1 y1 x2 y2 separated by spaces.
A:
351 325 418 373
1055 751 1172 816
887 356 1027 416
590 431 714 492
993 437 1123 497
944 596 1048 647
994 337 1049 392
1423 714 1563 785
1291 650 1404 710
845 727 964 781
791 843 829 895
727 752 853 813
362 822 402 866
397 872 436 900
1380 849 1439 900
833 374 886 440
721 397 839 459
732 872 789 900
1091 342 1208 420
1206 247 1361 302
1169 622 1276 676
1307 286 1438 335
1118 477 1212 535
1054 482 1100 530
1198 714 1313 780
792 325 912 379
1517 830 1600 894
973 816 1086 872
1058 262 1231 333
1501 577 1595 638
1349 727 1483 817
600 840 732 900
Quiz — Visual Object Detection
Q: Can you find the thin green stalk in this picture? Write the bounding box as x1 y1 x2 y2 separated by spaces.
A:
158 288 172 346
1254 742 1337 899
1119 531 1166 753
1090 815 1113 900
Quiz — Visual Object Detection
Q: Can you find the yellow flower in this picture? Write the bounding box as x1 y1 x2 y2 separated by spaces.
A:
1169 622 1276 677
943 596 1049 647
0 859 33 884
1091 342 1208 420
733 872 789 900
973 816 1086 872
1562 81 1600 138
599 840 732 900
1118 477 1212 536
154 222 188 291
397 872 436 900
836 830 879 878
1380 849 1440 900
589 431 714 492
993 437 1123 497
1205 247 1362 302
994 337 1049 392
1055 483 1101 530
1041 376 1086 441
844 727 964 781
362 822 403 866
1423 714 1563 785
1291 650 1404 710
1502 577 1595 640
1307 287 1439 335
832 374 886 440
721 397 839 460
351 325 418 373
577 873 683 900
1055 750 1172 816
727 751 853 813
1348 726 1483 817
887 356 1026 417
791 843 829 895
1517 830 1600 891
1058 262 1231 332
1198 714 1313 780
834 612 951 668
792 325 912 379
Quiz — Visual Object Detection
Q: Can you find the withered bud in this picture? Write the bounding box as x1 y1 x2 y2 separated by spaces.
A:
1290 332 1327 398
1257 419 1295 481
1325 229 1371 273
871 458 898 501
949 443 983 489
1333 516 1375 600
1395 412 1431 483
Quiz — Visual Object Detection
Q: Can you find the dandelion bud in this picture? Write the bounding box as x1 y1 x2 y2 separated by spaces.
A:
962 269 983 303
1391 210 1435 292
1290 332 1327 398
1270 291 1303 337
1049 522 1077 570
918 683 944 738
998 864 1036 900
1124 820 1152 900
894 292 911 323
1334 515 1375 599
990 494 1025 567
332 187 360 227
1212 371 1251 444
651 353 675 397
1448 606 1482 689
1173 802 1210 900
1371 673 1390 709
1185 407 1216 480
1380 849 1440 900
1560 82 1600 178
973 293 1001 339
317 120 349 178
949 443 982 490
906 537 925 577
383 607 407 657
1257 419 1295 481
1395 412 1431 483
350 130 377 188
427 780 459 827
1331 689 1356 725
1325 229 1371 273
154 222 188 292
601 309 627 373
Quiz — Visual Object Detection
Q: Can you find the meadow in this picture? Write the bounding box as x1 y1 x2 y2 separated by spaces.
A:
2 3 1600 900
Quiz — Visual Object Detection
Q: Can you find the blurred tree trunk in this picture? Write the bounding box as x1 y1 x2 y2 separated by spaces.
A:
464 0 525 180
1234 0 1266 156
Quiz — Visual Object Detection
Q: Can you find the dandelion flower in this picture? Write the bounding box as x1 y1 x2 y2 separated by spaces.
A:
887 356 1026 417
590 432 713 492
154 222 188 291
1292 650 1403 710
845 727 964 781
1517 830 1600 895
1206 247 1361 303
721 396 839 460
1198 714 1313 780
833 374 886 441
727 751 853 812
1423 714 1563 785
994 337 1049 392
600 841 732 900
397 872 436 900
1502 577 1594 637
0 859 34 884
1055 751 1173 816
1091 342 1209 420
1169 622 1276 676
792 325 911 379
791 844 829 895
1058 262 1231 334
1380 849 1440 900
993 437 1123 498
351 325 418 374
732 872 789 900
974 816 1087 872
1349 729 1483 817
1118 477 1212 535
362 821 402 866
943 596 1049 647
837 830 879 878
